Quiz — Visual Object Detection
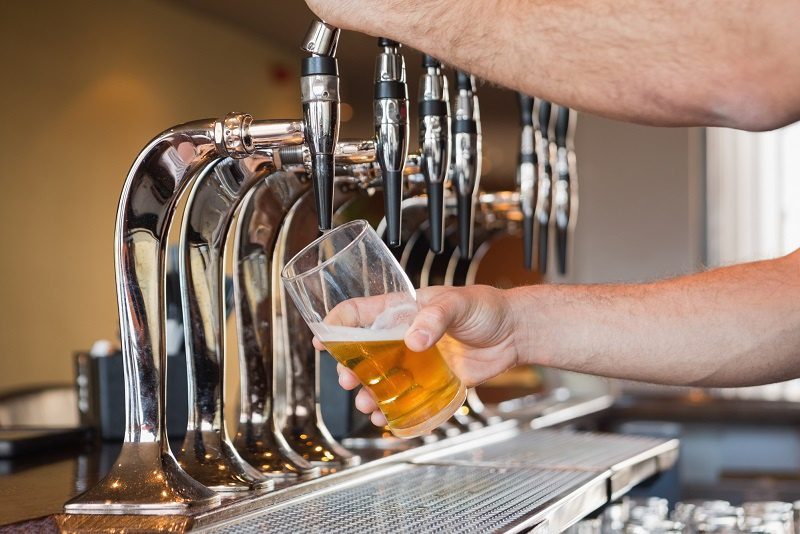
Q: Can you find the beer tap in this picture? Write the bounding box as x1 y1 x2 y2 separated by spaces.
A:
452 71 482 259
374 38 410 247
535 100 553 273
418 54 451 253
65 114 307 512
301 20 340 231
553 105 575 275
517 93 537 270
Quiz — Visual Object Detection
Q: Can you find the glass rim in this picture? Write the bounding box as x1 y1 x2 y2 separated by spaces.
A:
280 219 371 282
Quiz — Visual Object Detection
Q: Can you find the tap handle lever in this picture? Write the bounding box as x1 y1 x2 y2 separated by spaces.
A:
374 37 410 247
452 70 481 259
301 20 341 231
535 100 553 273
419 54 451 254
517 93 537 270
554 105 573 275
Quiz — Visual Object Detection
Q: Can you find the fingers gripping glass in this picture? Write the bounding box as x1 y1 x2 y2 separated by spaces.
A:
281 220 466 438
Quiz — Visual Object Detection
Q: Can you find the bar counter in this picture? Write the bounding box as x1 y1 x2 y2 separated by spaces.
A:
0 396 678 533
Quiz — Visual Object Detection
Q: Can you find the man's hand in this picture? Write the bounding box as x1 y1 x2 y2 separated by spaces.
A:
313 285 519 427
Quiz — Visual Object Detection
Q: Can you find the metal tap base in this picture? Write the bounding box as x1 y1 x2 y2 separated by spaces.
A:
64 442 220 514
234 424 321 479
177 430 274 492
283 426 362 468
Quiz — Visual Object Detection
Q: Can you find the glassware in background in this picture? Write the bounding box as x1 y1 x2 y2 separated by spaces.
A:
282 220 466 438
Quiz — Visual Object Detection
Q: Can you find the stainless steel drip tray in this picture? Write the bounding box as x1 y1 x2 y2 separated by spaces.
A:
194 428 678 533
412 429 680 500
202 463 606 534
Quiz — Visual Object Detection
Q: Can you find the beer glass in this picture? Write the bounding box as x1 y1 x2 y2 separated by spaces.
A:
281 219 466 438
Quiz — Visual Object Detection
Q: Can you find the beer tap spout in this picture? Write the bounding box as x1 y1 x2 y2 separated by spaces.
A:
554 105 573 275
419 54 452 254
517 93 537 271
301 19 341 232
452 71 482 259
374 37 410 247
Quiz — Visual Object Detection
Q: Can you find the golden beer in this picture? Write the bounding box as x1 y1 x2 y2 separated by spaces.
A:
324 334 465 437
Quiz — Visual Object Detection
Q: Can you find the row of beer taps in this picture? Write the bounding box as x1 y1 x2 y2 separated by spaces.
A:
64 17 578 514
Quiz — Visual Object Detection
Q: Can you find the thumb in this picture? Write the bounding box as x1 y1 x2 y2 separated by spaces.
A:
405 290 469 352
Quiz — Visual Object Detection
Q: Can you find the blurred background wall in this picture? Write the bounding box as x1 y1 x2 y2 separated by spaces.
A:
0 1 703 391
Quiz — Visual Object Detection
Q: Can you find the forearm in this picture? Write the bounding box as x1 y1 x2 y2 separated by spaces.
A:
309 0 800 131
510 251 800 387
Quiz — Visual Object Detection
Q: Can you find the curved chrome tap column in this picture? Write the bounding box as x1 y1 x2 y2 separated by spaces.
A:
64 114 308 512
177 153 274 492
272 189 361 467
232 171 321 478
65 119 225 513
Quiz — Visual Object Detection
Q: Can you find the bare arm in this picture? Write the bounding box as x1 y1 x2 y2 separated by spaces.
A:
307 0 800 131
509 250 800 387
331 251 800 424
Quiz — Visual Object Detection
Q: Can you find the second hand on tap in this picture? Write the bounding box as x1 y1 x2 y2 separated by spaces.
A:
374 38 410 248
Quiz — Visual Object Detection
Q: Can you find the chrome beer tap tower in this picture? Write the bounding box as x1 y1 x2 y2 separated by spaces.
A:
63 15 527 514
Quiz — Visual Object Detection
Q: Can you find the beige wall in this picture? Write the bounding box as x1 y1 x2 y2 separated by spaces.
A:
0 1 299 390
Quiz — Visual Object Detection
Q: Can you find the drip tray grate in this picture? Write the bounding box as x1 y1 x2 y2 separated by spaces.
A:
415 429 673 471
206 464 602 534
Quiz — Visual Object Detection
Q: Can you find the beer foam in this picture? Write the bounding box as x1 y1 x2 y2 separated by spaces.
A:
310 323 408 343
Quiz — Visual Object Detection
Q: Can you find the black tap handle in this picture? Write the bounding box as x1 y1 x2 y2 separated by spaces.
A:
554 105 572 275
555 104 569 150
422 54 441 68
517 92 536 271
523 214 535 271
518 93 534 127
537 220 549 274
457 194 474 258
456 71 474 91
427 181 445 253
539 100 552 141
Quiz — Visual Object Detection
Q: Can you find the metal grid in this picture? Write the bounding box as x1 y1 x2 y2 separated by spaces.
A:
208 464 597 533
423 429 669 471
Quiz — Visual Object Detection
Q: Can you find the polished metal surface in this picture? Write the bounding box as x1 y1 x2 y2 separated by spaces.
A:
65 119 224 513
374 38 410 247
65 116 311 512
517 94 538 270
176 155 276 491
232 171 320 478
271 189 360 467
301 19 341 231
535 101 554 273
418 55 451 253
206 464 604 534
194 425 675 533
415 427 679 502
452 72 482 259
300 19 339 56
553 104 578 276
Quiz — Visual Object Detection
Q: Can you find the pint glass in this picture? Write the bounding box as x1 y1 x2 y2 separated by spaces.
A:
281 220 466 438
